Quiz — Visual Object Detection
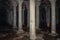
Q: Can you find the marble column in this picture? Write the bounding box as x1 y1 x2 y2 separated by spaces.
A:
17 0 23 33
36 1 40 29
49 0 57 35
30 0 36 40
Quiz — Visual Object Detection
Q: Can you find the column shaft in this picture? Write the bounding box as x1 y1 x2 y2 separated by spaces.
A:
30 0 36 40
51 3 56 33
36 4 40 29
13 5 17 28
17 0 23 33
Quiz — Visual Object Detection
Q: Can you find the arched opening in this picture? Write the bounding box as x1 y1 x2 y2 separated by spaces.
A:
16 5 18 30
39 2 46 31
39 0 51 32
22 1 28 31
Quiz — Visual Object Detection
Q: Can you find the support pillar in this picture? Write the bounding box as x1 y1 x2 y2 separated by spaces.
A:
17 0 23 33
30 0 36 40
49 0 58 36
13 4 17 29
36 1 40 29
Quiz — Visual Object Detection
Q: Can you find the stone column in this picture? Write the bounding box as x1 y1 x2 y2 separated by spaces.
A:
17 0 23 33
13 3 17 29
36 1 40 29
49 0 57 36
30 0 36 40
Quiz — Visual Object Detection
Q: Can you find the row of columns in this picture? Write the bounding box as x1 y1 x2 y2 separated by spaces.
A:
12 0 18 31
9 0 23 32
12 0 57 40
8 0 17 29
30 0 57 39
36 0 57 35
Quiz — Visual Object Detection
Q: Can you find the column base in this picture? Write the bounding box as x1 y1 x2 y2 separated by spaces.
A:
17 29 24 34
49 33 58 36
16 29 24 37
